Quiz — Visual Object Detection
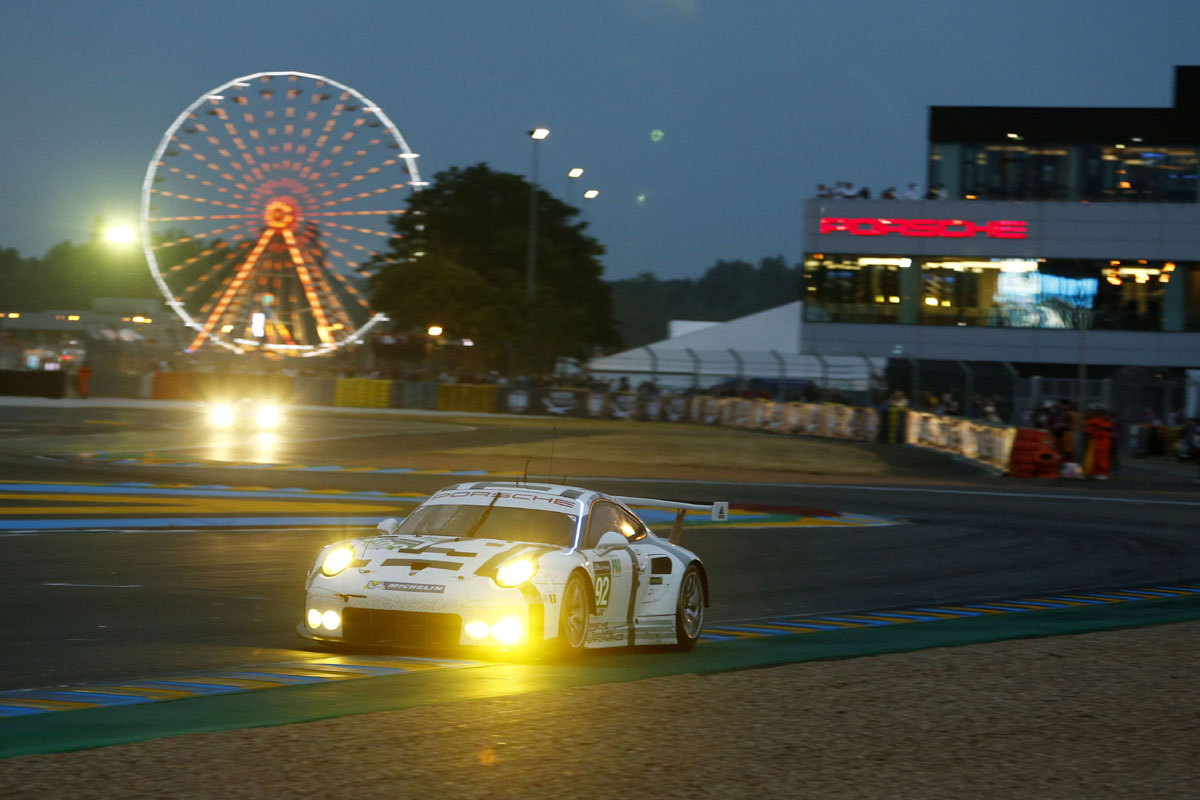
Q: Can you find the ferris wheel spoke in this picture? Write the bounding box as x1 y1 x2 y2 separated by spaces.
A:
317 180 413 210
159 162 242 199
323 137 389 182
307 209 407 217
168 238 246 277
150 222 252 251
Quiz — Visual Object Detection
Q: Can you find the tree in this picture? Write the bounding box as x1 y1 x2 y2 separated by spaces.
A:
606 256 802 349
366 163 620 373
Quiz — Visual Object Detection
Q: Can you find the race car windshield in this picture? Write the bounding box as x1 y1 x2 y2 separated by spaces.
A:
397 504 576 548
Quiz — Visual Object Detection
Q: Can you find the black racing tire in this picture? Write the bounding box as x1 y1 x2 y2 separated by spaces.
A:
555 571 591 657
673 563 705 651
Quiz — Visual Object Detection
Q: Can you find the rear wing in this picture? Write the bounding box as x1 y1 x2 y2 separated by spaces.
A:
615 496 730 545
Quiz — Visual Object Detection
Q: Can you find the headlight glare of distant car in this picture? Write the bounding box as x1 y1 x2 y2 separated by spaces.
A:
210 405 234 427
494 556 537 588
320 545 356 577
256 404 281 428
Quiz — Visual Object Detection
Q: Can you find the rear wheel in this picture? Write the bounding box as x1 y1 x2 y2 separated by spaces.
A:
556 572 590 656
673 564 705 651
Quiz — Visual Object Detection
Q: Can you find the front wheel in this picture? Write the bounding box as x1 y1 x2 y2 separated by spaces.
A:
555 571 591 657
673 563 705 651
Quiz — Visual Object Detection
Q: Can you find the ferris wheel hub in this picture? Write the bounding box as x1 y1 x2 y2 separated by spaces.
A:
264 198 299 230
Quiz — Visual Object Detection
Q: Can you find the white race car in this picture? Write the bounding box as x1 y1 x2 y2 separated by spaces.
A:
300 481 728 655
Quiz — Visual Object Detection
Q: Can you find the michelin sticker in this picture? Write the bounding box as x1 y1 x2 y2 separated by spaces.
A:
366 581 445 594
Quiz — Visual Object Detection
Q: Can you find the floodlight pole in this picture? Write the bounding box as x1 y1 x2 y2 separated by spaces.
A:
526 128 549 302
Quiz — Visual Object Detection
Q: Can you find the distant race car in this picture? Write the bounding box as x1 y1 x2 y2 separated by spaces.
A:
300 481 728 655
204 398 284 430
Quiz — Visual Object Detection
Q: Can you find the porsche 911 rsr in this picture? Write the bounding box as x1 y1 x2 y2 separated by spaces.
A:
205 398 284 430
300 482 727 655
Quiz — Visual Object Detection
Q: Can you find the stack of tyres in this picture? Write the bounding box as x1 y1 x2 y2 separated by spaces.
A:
1007 428 1062 478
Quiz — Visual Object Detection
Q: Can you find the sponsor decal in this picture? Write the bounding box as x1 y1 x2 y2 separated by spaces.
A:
366 580 445 594
542 390 578 415
585 620 625 644
362 536 429 552
592 560 613 610
819 217 1028 239
610 394 638 420
506 389 530 413
431 490 576 509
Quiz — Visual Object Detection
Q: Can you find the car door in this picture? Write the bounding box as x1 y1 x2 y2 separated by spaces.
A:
580 500 638 646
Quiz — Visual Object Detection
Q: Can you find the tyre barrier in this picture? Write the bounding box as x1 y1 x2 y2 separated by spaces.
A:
1007 428 1062 478
333 377 390 409
437 384 497 413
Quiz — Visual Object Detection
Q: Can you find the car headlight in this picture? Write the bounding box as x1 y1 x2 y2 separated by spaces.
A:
256 404 281 428
494 556 537 588
210 405 234 427
320 545 356 577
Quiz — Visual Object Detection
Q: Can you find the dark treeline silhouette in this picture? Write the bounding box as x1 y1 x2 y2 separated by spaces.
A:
607 256 800 350
0 224 159 311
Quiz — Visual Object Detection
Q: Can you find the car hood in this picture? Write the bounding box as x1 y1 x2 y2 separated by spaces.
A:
354 533 560 580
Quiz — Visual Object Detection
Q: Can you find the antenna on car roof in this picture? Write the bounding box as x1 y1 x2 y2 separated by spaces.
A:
548 427 557 484
522 458 529 486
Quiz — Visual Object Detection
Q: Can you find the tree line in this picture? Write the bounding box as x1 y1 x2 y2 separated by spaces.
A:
606 256 801 349
0 166 799 369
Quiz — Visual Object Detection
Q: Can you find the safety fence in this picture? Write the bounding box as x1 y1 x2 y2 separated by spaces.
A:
903 411 1017 473
144 372 1035 472
0 369 1034 475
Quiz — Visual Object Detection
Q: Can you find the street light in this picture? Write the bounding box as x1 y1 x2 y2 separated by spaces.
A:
526 128 549 301
566 167 584 205
583 189 599 199
104 224 136 246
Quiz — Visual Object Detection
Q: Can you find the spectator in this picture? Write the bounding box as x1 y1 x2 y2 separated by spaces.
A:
75 364 93 399
1084 406 1114 479
904 182 921 200
816 184 833 198
881 187 897 199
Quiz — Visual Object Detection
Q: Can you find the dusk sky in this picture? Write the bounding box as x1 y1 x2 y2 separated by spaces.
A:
2 0 1198 280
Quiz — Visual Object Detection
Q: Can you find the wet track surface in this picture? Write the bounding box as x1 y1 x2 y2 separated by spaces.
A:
2 402 1199 695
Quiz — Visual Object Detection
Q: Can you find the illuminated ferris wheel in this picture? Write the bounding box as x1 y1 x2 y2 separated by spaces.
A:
139 71 423 356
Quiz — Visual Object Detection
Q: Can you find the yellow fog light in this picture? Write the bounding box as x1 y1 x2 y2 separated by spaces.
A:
307 608 322 629
321 610 341 631
210 405 234 427
495 556 537 588
491 616 524 645
464 619 490 640
321 545 355 577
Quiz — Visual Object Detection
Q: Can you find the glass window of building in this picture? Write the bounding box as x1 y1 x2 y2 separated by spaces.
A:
803 257 902 323
916 259 1167 330
1081 145 1198 202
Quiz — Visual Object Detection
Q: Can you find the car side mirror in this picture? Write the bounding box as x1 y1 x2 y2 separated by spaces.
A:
593 530 629 556
377 518 400 534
